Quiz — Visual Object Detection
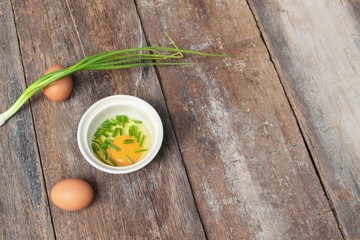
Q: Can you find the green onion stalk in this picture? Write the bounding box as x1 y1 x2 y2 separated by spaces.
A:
0 46 227 126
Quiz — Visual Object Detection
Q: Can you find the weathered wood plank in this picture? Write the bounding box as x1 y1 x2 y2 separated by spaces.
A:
0 1 55 239
12 0 205 239
247 0 360 238
135 0 344 239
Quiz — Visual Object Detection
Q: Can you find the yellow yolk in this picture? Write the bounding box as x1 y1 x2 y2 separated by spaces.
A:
109 136 145 166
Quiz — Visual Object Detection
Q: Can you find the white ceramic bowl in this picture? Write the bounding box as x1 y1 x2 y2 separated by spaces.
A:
77 95 163 174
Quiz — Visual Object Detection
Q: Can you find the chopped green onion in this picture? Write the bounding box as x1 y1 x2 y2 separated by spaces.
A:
92 112 163 167
116 115 129 127
92 148 106 164
116 116 124 126
126 155 135 164
124 139 135 144
130 125 137 137
102 132 110 137
102 120 116 129
137 131 141 143
101 143 109 150
133 120 142 124
110 144 121 151
101 147 108 160
124 116 129 123
105 139 121 151
94 130 103 139
108 157 118 166
139 135 145 147
112 128 119 137
100 128 113 133
92 143 99 152
135 149 148 153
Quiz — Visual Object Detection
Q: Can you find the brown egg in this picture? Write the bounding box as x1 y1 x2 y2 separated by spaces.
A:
43 65 73 102
50 178 93 211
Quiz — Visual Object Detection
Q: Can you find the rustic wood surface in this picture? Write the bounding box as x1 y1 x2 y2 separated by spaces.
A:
136 0 342 239
247 0 360 239
0 1 54 239
1 0 358 239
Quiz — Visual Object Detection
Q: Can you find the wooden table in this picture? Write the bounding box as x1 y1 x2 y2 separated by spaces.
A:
1 1 359 239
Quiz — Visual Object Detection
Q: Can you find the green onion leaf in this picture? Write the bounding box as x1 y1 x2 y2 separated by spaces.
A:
139 135 145 147
102 132 110 137
92 143 99 151
112 128 119 137
108 157 118 166
133 120 142 124
124 139 135 144
101 147 108 160
137 131 141 143
94 130 103 139
126 155 135 164
116 115 123 123
116 115 129 127
92 149 106 164
104 139 120 151
102 120 116 129
100 128 113 133
110 144 121 151
131 125 137 137
135 149 148 153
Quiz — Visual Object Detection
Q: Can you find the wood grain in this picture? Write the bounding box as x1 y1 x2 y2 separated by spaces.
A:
136 0 343 239
11 0 205 239
247 0 360 238
0 1 54 239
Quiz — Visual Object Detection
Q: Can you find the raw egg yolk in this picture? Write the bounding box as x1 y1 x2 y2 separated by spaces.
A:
109 136 145 166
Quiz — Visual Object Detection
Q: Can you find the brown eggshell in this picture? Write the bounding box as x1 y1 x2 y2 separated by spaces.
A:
43 65 73 102
50 178 93 211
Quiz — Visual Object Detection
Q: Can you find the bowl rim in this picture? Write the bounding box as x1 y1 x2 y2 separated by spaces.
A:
77 95 163 174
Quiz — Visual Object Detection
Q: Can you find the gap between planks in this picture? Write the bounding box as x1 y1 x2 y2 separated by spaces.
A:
9 0 57 239
244 0 346 239
132 0 209 239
